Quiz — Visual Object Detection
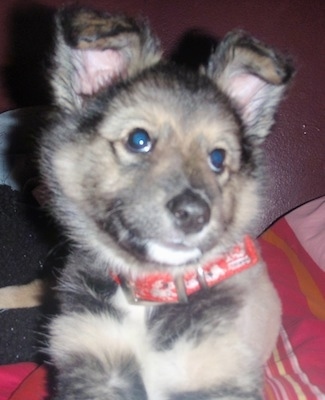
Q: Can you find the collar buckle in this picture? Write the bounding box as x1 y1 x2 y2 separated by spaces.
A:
119 273 191 305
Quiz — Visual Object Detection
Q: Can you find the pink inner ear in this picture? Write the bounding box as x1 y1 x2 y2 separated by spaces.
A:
227 73 268 124
72 49 128 96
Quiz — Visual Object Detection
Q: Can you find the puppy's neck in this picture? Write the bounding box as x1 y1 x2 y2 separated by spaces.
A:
111 236 259 305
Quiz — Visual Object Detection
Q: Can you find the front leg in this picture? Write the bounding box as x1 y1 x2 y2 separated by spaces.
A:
49 312 148 400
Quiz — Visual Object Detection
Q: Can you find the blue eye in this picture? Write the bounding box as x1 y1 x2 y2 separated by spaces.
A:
209 148 226 173
127 129 152 153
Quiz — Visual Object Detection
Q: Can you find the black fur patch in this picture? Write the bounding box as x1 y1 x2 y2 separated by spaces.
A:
99 208 148 261
58 6 140 48
239 134 258 175
59 266 123 320
77 103 106 134
147 284 240 351
54 352 147 400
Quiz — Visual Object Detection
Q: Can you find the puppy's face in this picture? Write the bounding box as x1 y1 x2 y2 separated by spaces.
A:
42 7 293 274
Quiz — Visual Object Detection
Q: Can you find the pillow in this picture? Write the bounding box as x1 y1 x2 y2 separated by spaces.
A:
0 363 47 400
261 216 325 399
285 196 325 271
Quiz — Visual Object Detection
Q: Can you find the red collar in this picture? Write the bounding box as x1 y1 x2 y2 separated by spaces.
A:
113 236 259 305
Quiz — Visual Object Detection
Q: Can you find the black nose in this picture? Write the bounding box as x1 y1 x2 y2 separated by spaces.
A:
167 189 211 234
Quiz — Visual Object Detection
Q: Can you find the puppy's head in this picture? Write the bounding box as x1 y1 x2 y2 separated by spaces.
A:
41 7 293 274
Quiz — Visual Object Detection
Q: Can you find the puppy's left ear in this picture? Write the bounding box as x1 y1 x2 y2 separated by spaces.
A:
206 31 294 141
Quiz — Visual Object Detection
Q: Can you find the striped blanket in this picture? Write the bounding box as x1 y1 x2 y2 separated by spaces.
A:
262 217 325 399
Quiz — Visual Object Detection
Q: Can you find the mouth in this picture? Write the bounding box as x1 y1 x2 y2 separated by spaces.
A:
99 210 203 266
146 240 202 265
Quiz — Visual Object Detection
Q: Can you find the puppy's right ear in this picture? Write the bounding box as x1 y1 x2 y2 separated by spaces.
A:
51 6 161 110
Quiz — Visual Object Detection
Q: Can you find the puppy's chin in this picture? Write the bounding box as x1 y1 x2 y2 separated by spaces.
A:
146 241 202 266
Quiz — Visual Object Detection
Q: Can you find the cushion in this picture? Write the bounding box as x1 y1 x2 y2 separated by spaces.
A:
285 196 325 271
0 363 47 400
262 216 325 399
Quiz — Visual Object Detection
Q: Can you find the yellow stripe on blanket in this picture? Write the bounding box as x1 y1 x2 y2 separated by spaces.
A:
262 230 325 320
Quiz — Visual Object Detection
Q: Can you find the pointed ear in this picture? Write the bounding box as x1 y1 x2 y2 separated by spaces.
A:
206 31 294 141
51 6 162 110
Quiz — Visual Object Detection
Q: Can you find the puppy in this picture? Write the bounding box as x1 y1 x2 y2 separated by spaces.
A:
39 6 293 400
